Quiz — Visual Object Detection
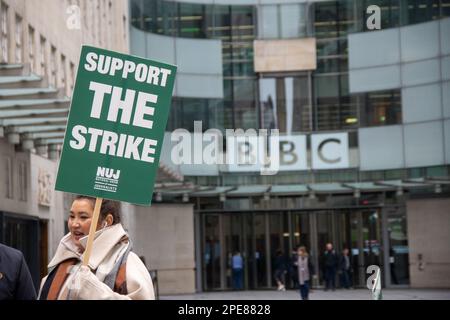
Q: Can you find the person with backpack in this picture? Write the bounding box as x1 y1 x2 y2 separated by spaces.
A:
38 195 154 300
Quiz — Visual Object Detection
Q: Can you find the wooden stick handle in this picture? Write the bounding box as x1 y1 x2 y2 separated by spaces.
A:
82 197 103 266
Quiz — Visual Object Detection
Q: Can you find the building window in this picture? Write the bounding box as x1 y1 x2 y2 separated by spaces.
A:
69 62 75 94
358 89 402 127
259 75 312 133
178 2 206 38
50 45 57 88
19 162 27 202
108 1 113 47
5 157 13 199
1 2 8 62
123 15 127 42
28 25 35 71
15 14 22 63
60 54 67 94
258 3 310 39
40 36 46 76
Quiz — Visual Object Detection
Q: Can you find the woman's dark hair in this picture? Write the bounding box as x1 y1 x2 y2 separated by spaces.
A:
74 195 121 225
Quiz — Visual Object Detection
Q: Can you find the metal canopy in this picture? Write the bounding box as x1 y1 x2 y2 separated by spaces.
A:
226 185 271 196
190 186 236 197
270 184 309 195
375 179 432 189
161 176 450 199
343 182 395 192
308 183 353 193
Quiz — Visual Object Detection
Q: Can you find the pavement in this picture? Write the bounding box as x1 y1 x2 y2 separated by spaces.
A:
160 288 450 300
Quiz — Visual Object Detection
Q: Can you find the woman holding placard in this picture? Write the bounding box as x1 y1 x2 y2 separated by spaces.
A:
38 195 155 300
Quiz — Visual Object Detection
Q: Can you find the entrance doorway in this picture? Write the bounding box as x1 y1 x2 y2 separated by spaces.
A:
200 206 407 291
0 212 44 290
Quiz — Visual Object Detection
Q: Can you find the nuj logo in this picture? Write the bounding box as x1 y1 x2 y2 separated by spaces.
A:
96 166 121 180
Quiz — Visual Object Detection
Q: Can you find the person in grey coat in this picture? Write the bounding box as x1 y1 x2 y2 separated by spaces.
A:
0 243 37 300
295 246 315 300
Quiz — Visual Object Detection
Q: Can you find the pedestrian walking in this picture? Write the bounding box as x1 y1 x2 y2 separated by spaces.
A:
295 246 314 300
339 248 353 289
321 242 338 291
231 251 244 290
273 250 287 291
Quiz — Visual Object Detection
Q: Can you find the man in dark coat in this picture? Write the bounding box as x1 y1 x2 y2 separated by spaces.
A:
0 243 37 300
322 242 338 291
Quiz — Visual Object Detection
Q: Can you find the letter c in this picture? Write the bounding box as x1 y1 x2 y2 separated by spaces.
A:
318 138 341 164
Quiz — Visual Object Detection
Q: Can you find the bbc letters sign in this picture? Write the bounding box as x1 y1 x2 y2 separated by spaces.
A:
55 46 177 205
171 130 351 174
227 133 349 172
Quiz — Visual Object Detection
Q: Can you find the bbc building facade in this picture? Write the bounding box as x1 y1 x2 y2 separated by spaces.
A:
130 0 450 292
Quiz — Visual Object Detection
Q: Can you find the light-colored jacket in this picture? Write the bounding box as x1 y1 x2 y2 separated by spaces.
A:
38 223 155 300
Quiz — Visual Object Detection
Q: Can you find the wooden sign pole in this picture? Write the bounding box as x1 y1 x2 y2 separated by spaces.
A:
82 197 103 266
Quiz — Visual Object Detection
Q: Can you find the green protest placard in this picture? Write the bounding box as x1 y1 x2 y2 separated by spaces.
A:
55 45 177 205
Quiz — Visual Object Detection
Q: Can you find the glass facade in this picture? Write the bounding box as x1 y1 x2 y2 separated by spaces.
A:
131 0 449 133
131 0 257 130
130 0 450 293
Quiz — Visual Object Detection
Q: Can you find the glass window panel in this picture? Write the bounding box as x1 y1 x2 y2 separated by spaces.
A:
443 56 450 81
157 0 177 36
314 2 339 39
259 78 277 130
441 18 450 55
401 59 440 87
404 121 445 167
358 125 405 170
336 0 357 36
426 166 449 177
443 81 450 118
179 98 209 132
260 76 312 133
260 5 278 39
359 89 402 127
142 0 157 33
317 58 341 74
350 65 401 93
179 2 206 38
315 75 340 131
348 28 400 69
209 99 233 132
204 215 221 290
292 76 312 132
446 119 450 164
233 79 257 129
280 4 307 38
130 0 144 29
404 0 436 25
316 39 341 57
402 84 442 123
400 19 439 62
211 5 232 40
